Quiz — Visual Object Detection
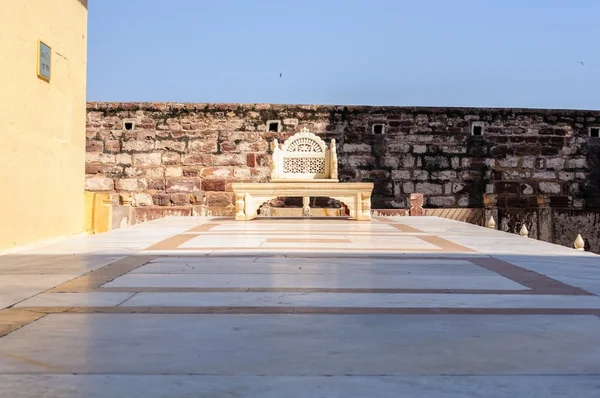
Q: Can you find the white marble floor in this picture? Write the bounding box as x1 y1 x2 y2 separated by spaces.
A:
1 215 600 397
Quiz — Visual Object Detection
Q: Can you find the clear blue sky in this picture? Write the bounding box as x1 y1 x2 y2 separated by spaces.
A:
87 0 600 109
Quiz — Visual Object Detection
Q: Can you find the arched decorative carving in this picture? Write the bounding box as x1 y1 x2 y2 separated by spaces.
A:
281 128 327 153
271 128 335 180
287 137 323 153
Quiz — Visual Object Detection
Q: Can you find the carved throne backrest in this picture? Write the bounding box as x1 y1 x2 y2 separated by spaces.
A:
270 128 338 181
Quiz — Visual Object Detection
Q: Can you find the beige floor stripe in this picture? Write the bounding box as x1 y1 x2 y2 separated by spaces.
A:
50 255 158 293
0 308 46 338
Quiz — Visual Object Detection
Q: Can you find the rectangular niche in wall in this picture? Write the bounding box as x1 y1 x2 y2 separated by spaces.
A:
589 127 600 138
372 124 385 134
267 120 281 132
123 120 135 131
471 121 486 136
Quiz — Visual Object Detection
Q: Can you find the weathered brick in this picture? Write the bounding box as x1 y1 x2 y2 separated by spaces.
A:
431 171 456 180
162 152 181 165
166 178 202 193
401 155 416 168
152 193 170 206
145 167 165 178
206 192 233 207
86 140 103 152
165 167 183 178
391 170 411 180
347 156 376 168
212 154 247 166
202 167 232 179
452 182 466 194
413 170 429 180
116 153 132 165
122 140 154 152
188 139 218 153
85 164 123 175
539 182 562 194
567 158 587 169
85 176 114 191
381 156 399 168
412 145 427 154
132 153 162 166
498 156 520 168
416 182 443 195
155 140 187 152
116 178 148 191
451 157 460 169
251 167 270 182
105 140 121 153
246 153 256 167
135 131 155 140
521 157 536 169
132 193 153 206
147 178 166 191
507 170 532 179
181 153 212 165
202 179 226 192
256 154 270 167
423 156 449 168
495 182 520 194
343 143 371 153
124 167 143 177
457 196 470 207
428 196 456 207
86 153 115 164
533 171 556 179
220 141 237 152
559 171 575 181
402 182 415 193
234 167 252 179
170 193 190 206
546 158 565 170
387 143 410 153
239 141 269 152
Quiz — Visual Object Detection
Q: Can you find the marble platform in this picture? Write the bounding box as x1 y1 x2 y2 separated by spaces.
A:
1 215 600 397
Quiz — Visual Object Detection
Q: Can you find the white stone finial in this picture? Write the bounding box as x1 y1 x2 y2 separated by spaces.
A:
519 224 529 237
300 127 310 133
486 216 496 229
574 234 585 250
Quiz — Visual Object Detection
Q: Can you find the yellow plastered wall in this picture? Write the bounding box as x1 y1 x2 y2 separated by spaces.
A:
83 192 112 235
0 1 88 250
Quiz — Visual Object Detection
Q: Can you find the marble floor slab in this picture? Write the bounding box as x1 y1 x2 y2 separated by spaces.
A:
1 314 600 375
103 272 527 290
1 375 600 398
131 258 489 275
115 292 600 308
0 275 79 310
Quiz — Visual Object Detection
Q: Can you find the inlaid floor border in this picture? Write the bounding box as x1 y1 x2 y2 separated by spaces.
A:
145 221 477 254
13 306 600 316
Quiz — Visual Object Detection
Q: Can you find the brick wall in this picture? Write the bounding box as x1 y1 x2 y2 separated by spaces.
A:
85 102 600 214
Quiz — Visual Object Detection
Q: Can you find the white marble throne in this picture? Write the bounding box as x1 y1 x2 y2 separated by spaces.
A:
232 128 373 221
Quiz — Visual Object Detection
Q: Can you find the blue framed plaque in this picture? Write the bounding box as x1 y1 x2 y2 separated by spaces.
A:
37 41 51 82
